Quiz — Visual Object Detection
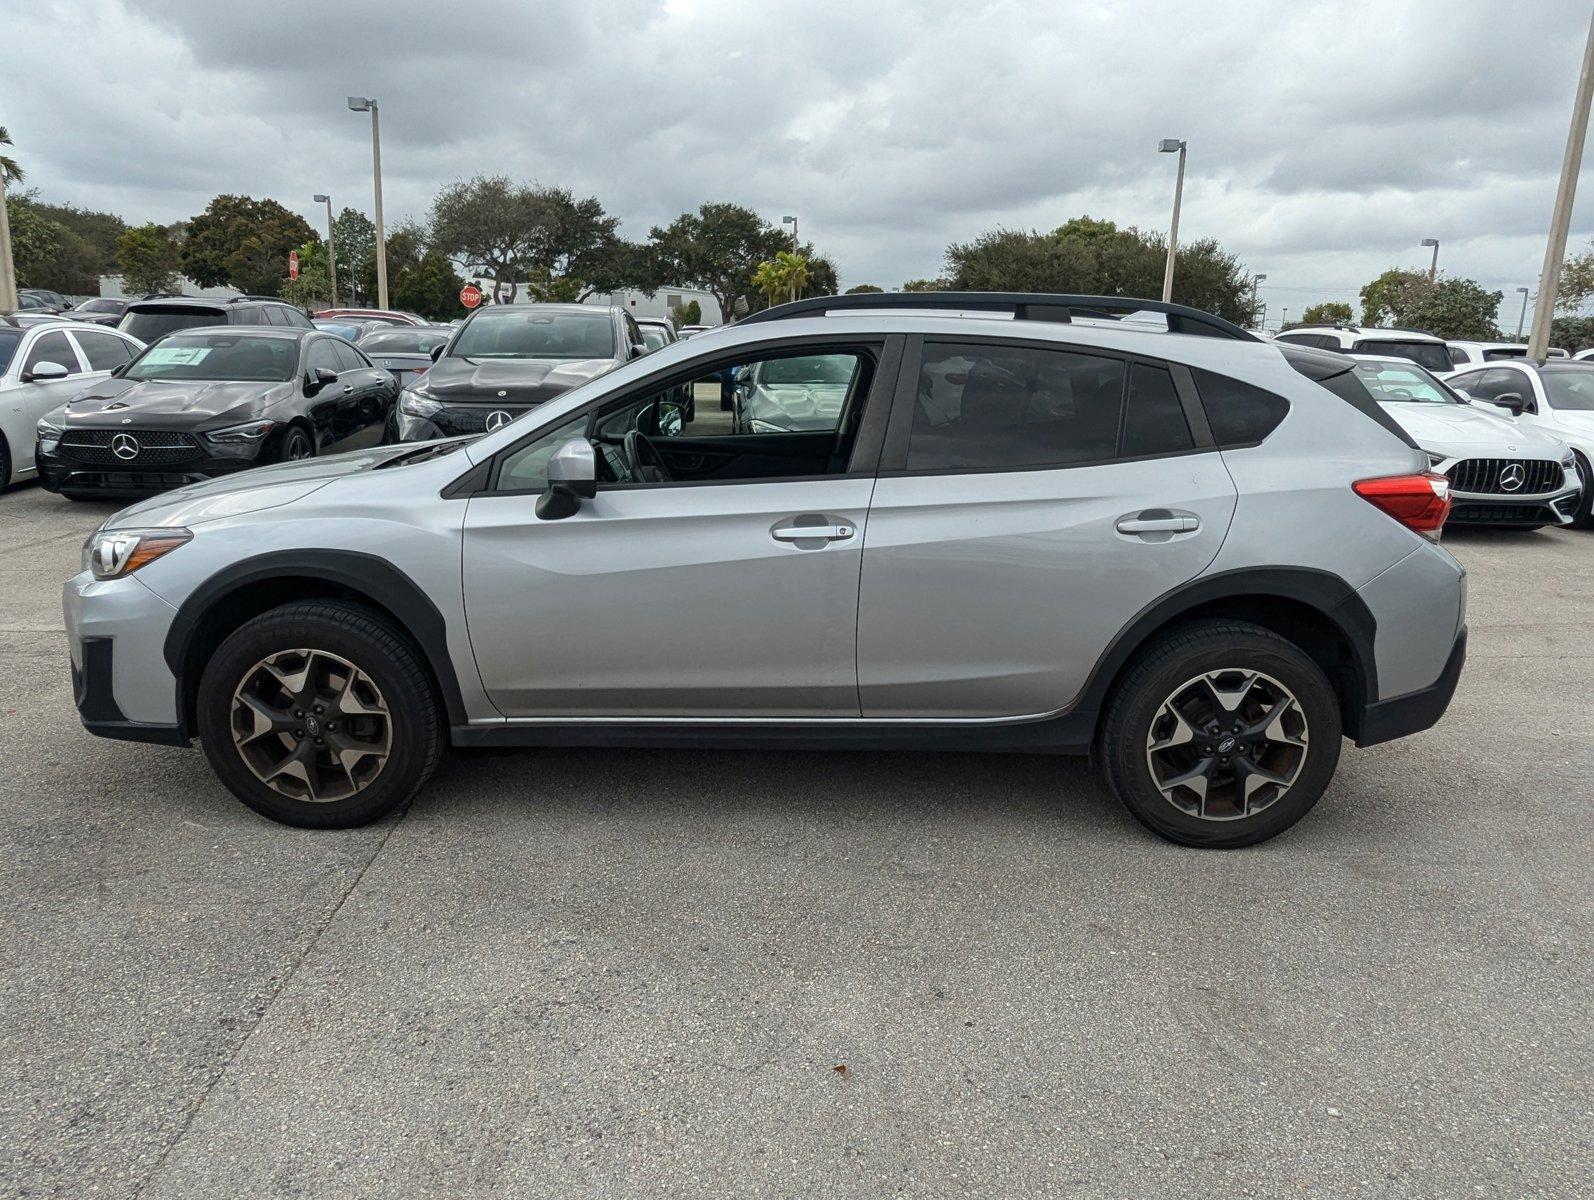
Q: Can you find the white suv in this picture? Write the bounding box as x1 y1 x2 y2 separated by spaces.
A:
1274 325 1452 374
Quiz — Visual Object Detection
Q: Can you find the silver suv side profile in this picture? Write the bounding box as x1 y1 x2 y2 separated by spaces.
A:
65 293 1468 848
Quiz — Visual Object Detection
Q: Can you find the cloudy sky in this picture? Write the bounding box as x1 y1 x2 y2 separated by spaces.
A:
3 0 1591 325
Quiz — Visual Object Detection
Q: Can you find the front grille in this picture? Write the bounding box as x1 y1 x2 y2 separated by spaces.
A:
1450 502 1558 525
57 428 203 465
1445 458 1562 496
433 404 533 436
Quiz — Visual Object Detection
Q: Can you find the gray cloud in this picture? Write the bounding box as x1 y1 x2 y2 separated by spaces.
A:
2 0 1591 322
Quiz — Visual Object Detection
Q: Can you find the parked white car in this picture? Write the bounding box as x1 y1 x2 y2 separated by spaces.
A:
0 317 143 488
1444 340 1568 369
1444 358 1594 527
1273 324 1452 373
1349 357 1580 529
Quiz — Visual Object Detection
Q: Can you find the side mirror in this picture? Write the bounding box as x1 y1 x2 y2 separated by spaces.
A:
733 366 752 386
535 437 598 520
429 343 446 362
1488 392 1525 416
21 360 70 383
307 366 340 394
110 362 128 378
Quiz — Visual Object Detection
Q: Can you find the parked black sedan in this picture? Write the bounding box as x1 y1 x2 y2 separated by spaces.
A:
356 324 452 392
37 327 396 499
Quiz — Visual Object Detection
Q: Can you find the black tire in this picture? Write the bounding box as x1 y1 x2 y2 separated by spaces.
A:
0 436 11 490
1571 452 1593 530
196 601 444 828
280 425 315 462
1100 619 1342 848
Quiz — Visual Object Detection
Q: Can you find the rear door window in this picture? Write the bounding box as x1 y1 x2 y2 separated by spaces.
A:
1121 363 1194 457
906 342 1128 471
1350 339 1452 373
331 340 366 372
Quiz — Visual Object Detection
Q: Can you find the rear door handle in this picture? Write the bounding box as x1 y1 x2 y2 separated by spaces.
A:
1116 512 1200 535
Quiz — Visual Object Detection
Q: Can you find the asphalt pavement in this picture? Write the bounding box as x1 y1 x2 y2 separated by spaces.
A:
0 482 1588 1199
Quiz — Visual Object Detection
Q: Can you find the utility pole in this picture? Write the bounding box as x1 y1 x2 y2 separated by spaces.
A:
782 215 799 302
1158 139 1187 303
1251 273 1267 329
0 174 16 312
1529 9 1594 362
348 97 388 311
1280 307 1289 328
314 194 337 306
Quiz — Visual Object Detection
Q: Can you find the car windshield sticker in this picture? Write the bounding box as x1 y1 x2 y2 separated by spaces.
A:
141 346 211 366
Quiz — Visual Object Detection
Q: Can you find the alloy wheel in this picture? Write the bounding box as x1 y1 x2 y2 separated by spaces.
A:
1144 668 1309 821
229 648 391 803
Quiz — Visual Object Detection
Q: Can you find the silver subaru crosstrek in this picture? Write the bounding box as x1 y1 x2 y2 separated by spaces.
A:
64 294 1468 848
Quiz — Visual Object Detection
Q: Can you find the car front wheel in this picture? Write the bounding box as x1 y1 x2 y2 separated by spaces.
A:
196 601 443 828
1100 619 1342 848
280 425 315 462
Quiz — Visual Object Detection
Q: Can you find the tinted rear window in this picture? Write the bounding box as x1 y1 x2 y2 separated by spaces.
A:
120 307 226 342
1121 363 1194 457
1349 339 1452 373
1190 368 1290 447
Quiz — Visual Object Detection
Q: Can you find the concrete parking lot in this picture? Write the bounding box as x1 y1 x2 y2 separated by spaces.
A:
0 482 1588 1199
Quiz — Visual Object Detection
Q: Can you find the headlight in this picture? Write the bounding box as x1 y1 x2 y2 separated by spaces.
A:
400 389 443 418
81 527 192 580
205 419 277 444
37 417 63 438
747 418 788 433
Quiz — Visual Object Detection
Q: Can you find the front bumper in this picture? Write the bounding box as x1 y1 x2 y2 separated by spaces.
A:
394 401 543 442
1436 456 1582 526
38 434 271 498
64 571 189 744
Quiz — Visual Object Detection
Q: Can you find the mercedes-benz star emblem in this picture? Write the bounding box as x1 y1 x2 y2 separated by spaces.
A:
110 433 140 461
1499 462 1526 492
484 410 512 431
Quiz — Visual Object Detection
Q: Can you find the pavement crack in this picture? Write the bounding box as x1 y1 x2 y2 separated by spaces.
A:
128 812 407 1197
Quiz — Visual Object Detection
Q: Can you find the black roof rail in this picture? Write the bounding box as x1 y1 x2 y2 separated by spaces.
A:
226 294 284 303
737 292 1263 341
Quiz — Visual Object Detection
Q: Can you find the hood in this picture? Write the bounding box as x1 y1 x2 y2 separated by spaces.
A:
744 382 849 432
1383 401 1566 456
418 355 616 405
101 442 423 530
1547 407 1594 438
62 377 290 430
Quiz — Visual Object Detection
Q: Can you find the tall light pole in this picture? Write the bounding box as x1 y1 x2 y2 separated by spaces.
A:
347 97 388 311
1516 286 1531 339
313 194 337 306
1421 237 1440 280
1528 8 1594 362
781 215 799 301
1158 138 1187 303
1251 273 1267 329
0 173 16 313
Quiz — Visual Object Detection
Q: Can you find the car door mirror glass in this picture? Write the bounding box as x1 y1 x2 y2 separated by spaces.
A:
429 343 446 361
307 366 340 393
22 360 70 382
536 437 598 520
657 401 685 438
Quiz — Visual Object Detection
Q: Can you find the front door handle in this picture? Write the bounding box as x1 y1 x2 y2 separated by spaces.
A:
1116 510 1200 536
771 515 856 546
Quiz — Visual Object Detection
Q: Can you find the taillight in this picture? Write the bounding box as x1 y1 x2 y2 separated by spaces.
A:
412 365 427 376
1353 472 1452 540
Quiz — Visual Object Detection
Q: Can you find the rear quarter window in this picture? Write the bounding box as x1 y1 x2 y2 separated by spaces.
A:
1190 368 1290 447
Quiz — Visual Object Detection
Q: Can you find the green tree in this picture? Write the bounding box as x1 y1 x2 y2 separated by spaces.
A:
1300 301 1354 325
115 223 181 295
669 299 702 329
752 250 811 305
845 283 884 294
7 196 67 288
330 207 376 305
281 240 333 310
182 194 315 295
1359 270 1501 339
1557 239 1594 313
1550 315 1594 352
0 125 20 187
5 195 125 293
901 277 947 292
430 175 541 303
392 247 467 321
648 203 791 324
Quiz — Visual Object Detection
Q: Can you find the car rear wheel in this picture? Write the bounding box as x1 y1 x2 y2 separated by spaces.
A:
197 601 443 828
1100 619 1342 848
280 425 315 462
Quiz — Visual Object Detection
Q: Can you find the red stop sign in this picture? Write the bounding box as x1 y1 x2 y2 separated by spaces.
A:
460 284 482 309
288 250 300 280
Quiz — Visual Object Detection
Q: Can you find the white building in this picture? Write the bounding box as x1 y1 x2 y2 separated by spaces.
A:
99 274 243 300
582 286 724 326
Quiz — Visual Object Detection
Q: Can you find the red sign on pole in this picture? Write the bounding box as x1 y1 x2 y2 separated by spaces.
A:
287 250 300 281
460 283 482 309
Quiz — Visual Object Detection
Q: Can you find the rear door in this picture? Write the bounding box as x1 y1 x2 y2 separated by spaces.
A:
856 336 1238 718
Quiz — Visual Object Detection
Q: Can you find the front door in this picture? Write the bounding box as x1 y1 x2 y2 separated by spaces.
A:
857 338 1238 718
461 341 895 718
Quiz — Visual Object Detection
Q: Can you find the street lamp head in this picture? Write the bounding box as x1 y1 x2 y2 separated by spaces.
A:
1420 237 1439 247
1255 273 1267 284
1158 138 1185 153
312 193 329 203
1517 286 1530 294
347 96 373 112
782 215 796 224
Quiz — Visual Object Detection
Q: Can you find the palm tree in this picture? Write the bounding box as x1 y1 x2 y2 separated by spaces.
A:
0 126 22 187
753 251 812 307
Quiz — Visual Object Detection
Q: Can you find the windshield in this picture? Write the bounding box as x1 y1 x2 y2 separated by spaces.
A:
0 330 21 374
1351 361 1456 405
120 308 226 342
313 321 364 341
1540 369 1594 411
638 325 670 351
754 355 858 386
75 298 123 314
450 310 615 360
125 334 297 382
1349 339 1453 373
359 328 450 354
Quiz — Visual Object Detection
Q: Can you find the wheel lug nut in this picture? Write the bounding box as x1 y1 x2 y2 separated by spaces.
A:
294 729 303 738
294 709 303 718
315 737 324 745
314 704 324 714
